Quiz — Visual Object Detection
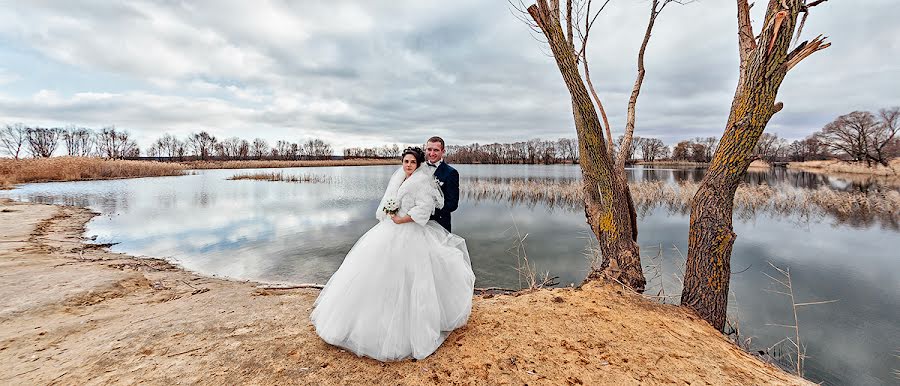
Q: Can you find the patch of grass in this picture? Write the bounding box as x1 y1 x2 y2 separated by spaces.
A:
0 157 187 188
227 171 336 183
789 159 900 176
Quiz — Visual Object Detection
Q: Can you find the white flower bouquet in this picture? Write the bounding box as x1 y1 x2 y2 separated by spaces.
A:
383 198 400 216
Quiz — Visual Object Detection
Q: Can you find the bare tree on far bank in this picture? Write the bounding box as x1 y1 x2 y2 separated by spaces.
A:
815 107 900 166
518 0 691 290
681 0 831 331
62 126 94 156
96 127 140 159
302 139 333 160
26 127 61 158
0 124 27 159
345 144 401 158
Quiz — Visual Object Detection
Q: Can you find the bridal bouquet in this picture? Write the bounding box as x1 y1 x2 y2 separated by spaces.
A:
383 198 400 216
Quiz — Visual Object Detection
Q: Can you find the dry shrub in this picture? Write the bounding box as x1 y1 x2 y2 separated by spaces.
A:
0 157 186 188
184 159 396 169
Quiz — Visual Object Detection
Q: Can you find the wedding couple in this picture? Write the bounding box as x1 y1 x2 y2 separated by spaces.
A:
310 136 475 361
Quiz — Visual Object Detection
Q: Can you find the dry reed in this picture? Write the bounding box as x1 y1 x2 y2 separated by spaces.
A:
634 160 709 167
789 159 900 176
183 159 397 170
227 172 336 183
0 157 186 189
462 179 900 226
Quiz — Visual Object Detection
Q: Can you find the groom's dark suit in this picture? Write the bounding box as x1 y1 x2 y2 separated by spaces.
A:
429 161 459 232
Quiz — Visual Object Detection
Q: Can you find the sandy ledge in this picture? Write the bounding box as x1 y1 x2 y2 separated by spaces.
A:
0 199 809 385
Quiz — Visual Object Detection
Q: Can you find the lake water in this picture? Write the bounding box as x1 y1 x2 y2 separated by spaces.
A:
2 164 897 385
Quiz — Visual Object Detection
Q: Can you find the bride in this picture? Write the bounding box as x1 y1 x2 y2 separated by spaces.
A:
310 146 475 361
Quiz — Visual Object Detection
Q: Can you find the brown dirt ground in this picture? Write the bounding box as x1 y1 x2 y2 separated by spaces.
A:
0 199 809 385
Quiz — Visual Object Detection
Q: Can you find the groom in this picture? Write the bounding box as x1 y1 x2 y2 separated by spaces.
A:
425 136 459 232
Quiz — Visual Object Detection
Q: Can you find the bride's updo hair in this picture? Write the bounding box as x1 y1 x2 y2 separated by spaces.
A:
401 146 425 166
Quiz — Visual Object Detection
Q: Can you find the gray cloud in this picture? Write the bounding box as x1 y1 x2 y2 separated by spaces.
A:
0 0 897 153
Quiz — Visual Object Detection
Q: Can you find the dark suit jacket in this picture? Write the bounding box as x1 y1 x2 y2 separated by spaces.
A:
430 162 459 232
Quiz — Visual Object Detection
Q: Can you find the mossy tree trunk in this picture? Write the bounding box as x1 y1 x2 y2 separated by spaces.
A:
527 0 645 290
681 0 830 330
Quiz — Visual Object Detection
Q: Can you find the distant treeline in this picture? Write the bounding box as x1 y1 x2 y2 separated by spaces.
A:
2 107 896 165
0 127 335 161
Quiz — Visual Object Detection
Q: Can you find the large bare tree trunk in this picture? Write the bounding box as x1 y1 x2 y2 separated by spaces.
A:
681 0 829 330
528 1 645 290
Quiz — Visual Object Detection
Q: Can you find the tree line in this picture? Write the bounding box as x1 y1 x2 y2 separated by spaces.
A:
0 125 140 159
145 132 334 160
0 126 335 161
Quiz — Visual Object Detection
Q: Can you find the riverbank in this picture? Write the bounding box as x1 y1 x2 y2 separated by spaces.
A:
0 199 808 384
182 158 397 169
0 157 187 189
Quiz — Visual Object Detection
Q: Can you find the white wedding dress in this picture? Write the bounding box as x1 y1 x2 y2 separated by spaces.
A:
310 166 475 361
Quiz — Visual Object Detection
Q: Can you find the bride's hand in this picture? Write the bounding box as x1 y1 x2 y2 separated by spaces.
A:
391 214 409 224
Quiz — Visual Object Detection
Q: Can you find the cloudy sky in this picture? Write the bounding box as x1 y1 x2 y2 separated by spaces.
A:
0 1 897 153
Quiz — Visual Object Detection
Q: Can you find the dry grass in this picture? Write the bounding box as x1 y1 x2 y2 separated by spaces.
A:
789 159 900 176
0 157 187 189
227 171 336 183
748 160 772 170
183 159 396 169
462 179 900 226
634 160 708 167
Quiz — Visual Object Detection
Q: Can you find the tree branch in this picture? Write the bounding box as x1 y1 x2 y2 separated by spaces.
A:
615 0 659 170
737 0 757 62
785 34 830 71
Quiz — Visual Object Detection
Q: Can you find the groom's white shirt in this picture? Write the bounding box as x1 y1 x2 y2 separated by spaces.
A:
426 159 443 174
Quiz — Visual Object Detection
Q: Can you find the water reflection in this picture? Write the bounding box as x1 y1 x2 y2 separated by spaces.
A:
1 165 897 384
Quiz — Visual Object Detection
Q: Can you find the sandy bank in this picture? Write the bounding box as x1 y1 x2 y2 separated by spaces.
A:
0 199 808 385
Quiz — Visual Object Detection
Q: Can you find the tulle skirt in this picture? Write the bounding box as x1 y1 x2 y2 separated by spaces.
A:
310 219 475 361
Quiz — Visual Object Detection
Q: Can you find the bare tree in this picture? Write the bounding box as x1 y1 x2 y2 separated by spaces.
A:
682 0 830 330
787 137 826 161
62 126 94 156
872 107 900 164
516 0 688 289
26 127 61 158
250 138 269 159
672 140 691 161
151 133 185 158
188 131 217 160
302 138 333 160
219 137 243 158
95 127 138 159
817 111 877 164
639 137 666 162
274 140 293 159
0 124 27 159
753 132 785 162
238 139 250 159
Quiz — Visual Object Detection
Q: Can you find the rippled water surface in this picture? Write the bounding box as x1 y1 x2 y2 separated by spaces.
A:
3 164 897 385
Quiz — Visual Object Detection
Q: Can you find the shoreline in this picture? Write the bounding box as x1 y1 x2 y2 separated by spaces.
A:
0 199 809 384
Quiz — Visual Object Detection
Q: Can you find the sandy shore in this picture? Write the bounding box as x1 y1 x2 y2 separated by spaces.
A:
0 199 808 385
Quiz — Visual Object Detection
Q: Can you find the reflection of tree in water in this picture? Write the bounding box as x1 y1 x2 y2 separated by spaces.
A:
461 178 900 231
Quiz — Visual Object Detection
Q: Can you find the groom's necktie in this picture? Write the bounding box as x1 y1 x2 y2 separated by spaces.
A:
426 161 436 167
